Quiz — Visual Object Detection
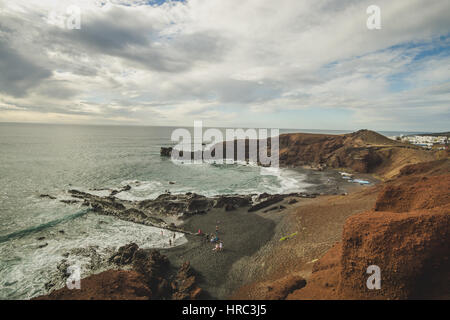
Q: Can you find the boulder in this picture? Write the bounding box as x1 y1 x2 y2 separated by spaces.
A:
214 195 252 210
109 243 139 265
39 194 56 200
160 147 173 157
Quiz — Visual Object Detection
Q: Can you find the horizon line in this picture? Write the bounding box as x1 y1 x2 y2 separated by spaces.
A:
0 121 443 135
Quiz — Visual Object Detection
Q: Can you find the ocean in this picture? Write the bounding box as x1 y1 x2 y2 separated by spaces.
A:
0 123 425 299
0 123 308 299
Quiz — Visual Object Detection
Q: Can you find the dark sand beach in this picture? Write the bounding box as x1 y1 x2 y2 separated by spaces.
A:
161 207 276 299
160 168 376 299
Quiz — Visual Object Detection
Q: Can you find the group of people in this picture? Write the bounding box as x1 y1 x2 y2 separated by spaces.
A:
197 224 224 252
212 240 223 252
161 230 177 247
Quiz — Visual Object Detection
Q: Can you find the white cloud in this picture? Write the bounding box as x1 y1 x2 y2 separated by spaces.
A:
0 0 449 130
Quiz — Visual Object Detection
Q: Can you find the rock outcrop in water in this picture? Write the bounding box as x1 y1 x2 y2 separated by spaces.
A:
248 192 317 212
65 188 324 231
160 147 173 157
110 185 131 197
35 244 202 300
43 245 116 293
67 189 256 231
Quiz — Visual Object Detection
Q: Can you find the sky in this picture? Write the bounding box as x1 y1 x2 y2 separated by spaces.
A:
0 0 449 131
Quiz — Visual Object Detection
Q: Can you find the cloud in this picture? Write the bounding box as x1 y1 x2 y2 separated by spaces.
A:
0 41 52 97
0 0 449 130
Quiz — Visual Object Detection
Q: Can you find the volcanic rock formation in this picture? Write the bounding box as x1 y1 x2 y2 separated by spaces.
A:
288 160 450 300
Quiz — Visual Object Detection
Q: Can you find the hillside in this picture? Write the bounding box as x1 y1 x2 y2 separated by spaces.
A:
233 159 449 300
163 129 442 180
278 129 440 179
286 159 450 300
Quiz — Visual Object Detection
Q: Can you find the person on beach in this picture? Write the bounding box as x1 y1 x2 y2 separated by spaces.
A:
219 241 223 251
213 243 219 252
173 233 176 239
210 234 219 243
169 239 172 246
215 225 219 233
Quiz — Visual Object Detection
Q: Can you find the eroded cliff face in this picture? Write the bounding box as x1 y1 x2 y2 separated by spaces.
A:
287 160 450 300
278 130 439 178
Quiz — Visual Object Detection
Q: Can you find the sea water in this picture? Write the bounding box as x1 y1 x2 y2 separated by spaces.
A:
0 123 312 299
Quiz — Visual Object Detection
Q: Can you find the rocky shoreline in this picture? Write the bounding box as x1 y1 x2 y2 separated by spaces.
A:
35 164 362 299
49 164 353 234
35 129 446 300
36 243 202 300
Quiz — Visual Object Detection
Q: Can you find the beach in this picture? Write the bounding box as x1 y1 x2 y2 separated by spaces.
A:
160 206 276 299
158 169 374 299
31 164 374 300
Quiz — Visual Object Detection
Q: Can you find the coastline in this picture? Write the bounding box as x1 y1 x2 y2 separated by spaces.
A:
32 129 447 300
156 168 375 299
33 166 375 300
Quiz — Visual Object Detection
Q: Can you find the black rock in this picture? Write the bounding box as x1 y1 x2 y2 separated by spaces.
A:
60 199 80 204
40 194 56 200
214 195 251 210
109 243 139 265
248 194 285 212
160 147 173 157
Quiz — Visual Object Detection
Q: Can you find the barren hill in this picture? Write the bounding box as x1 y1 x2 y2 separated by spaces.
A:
278 129 441 179
286 159 450 300
233 159 449 300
